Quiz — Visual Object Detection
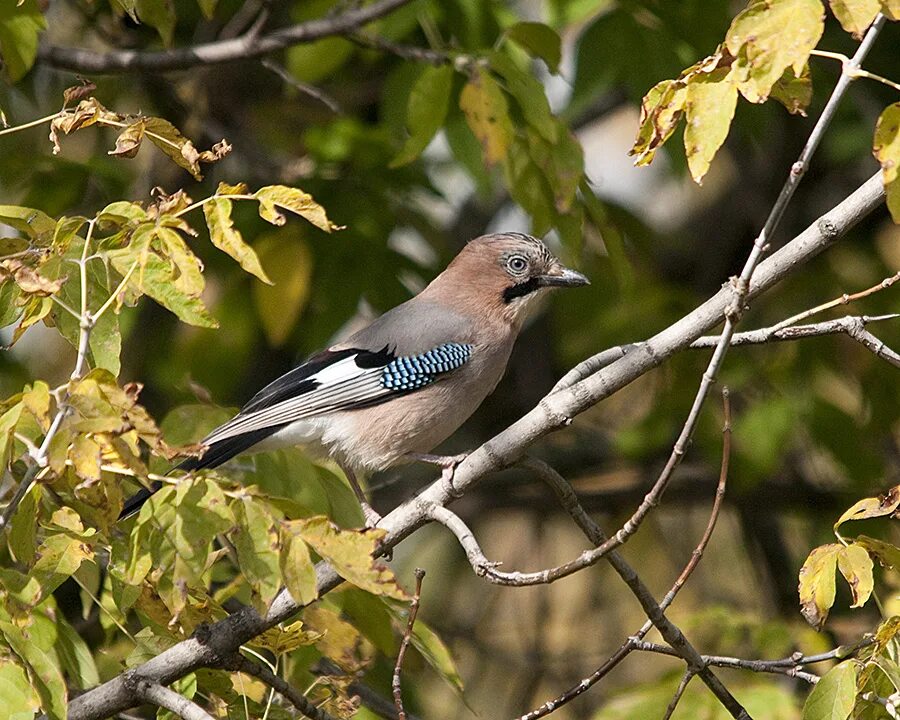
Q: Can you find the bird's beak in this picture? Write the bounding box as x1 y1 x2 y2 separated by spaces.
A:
537 265 590 288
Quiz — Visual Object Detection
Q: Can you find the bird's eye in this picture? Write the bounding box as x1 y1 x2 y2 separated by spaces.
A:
506 255 529 275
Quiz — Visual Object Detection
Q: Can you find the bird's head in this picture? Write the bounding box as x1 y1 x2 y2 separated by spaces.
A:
428 232 590 326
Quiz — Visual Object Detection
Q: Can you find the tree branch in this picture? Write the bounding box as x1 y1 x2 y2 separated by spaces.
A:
132 680 215 720
393 568 425 720
37 0 413 74
62 173 885 720
222 653 338 720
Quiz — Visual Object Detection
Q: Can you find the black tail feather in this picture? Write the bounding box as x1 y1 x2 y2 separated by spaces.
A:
117 425 285 521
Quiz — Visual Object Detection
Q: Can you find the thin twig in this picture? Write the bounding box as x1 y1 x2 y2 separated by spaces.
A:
133 680 216 720
0 220 97 533
261 58 341 113
810 48 900 93
662 670 694 720
692 313 899 348
393 568 425 720
223 653 339 720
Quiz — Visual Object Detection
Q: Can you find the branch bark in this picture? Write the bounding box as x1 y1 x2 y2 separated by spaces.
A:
132 680 215 720
62 174 885 720
37 0 412 74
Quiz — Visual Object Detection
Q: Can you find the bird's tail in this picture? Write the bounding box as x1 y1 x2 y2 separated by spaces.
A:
118 480 164 520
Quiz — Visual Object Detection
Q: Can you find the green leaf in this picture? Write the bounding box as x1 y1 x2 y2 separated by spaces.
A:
27 533 94 607
828 0 879 38
279 521 319 606
835 483 900 530
725 0 824 103
203 195 271 283
0 658 40 720
0 0 45 82
55 616 100 690
683 67 739 184
7 483 40 566
836 543 874 608
798 543 842 630
298 516 408 600
197 0 218 19
489 52 557 144
409 617 465 694
254 185 342 232
0 205 56 244
874 103 900 223
504 21 562 73
231 497 281 611
134 0 175 46
391 64 455 167
802 660 857 720
251 231 313 347
1 611 67 720
460 67 514 166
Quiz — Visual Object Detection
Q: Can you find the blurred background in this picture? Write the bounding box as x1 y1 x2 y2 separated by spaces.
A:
2 1 899 718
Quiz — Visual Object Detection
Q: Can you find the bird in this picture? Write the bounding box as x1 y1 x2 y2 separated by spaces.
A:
119 232 589 525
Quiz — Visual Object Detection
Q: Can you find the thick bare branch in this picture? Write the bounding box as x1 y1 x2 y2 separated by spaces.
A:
133 680 215 720
37 0 412 74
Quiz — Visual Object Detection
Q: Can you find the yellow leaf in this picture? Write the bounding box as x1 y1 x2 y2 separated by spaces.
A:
252 620 321 654
69 435 102 482
837 543 874 608
874 103 900 223
203 197 271 284
770 64 813 116
726 0 824 103
798 543 841 630
459 67 513 166
828 0 880 37
882 0 900 19
251 232 312 346
683 67 739 183
279 521 319 606
835 482 900 529
298 516 408 600
254 185 341 232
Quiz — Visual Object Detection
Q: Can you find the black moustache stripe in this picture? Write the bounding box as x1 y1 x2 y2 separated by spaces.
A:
502 277 541 303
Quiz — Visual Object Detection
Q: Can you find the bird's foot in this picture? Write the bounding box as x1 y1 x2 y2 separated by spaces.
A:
408 452 469 497
360 501 383 529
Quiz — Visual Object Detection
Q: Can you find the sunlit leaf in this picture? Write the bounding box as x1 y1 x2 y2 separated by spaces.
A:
504 21 562 73
231 497 281 611
203 194 271 284
837 543 874 608
0 205 56 244
801 660 857 720
683 67 738 183
254 185 341 233
799 543 841 630
251 620 321 654
0 611 67 720
460 67 513 166
279 521 319 606
631 79 687 166
882 0 900 19
0 657 40 720
874 103 900 223
835 483 900 529
725 0 824 103
391 64 455 167
828 0 880 37
298 516 408 600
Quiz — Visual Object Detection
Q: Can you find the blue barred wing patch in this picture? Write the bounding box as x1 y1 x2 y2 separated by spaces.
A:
380 343 473 391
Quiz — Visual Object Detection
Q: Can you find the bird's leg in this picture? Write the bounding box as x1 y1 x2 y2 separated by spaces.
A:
339 463 382 528
407 452 469 496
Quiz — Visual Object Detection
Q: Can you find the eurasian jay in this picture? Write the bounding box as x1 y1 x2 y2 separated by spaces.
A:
120 232 588 524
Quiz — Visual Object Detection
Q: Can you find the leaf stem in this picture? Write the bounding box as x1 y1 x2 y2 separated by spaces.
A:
0 112 62 137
